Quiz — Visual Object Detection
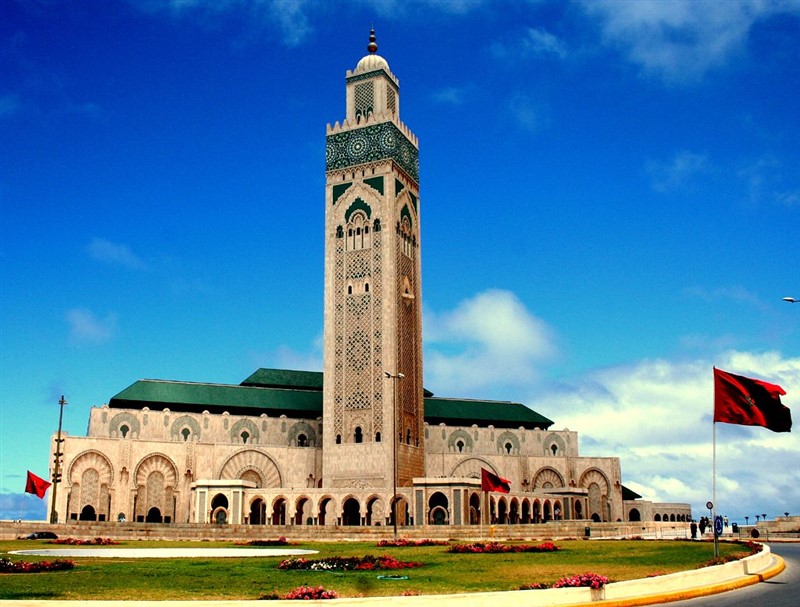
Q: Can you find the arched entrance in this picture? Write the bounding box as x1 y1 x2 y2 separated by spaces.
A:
497 498 508 524
543 500 552 522
521 499 531 523
249 498 266 525
389 496 410 527
509 498 519 524
533 499 541 523
318 497 333 526
79 504 97 521
629 508 641 522
342 497 361 526
574 500 583 519
146 507 163 523
271 498 286 525
428 492 449 525
366 496 383 526
469 492 481 525
295 497 312 525
210 493 228 524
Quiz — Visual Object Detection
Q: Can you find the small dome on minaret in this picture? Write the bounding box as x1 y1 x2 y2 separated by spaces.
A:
355 28 390 73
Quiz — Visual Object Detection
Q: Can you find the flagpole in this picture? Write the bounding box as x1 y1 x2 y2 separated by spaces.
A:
712 370 720 558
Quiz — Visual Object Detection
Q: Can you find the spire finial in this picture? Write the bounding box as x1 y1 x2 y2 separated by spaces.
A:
367 28 378 54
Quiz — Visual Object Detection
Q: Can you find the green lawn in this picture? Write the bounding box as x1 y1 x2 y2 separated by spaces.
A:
0 539 753 600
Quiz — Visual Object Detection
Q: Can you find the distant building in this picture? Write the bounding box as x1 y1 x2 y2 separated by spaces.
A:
48 31 690 528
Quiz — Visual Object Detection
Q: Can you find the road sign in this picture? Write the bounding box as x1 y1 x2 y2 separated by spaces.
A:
714 515 723 536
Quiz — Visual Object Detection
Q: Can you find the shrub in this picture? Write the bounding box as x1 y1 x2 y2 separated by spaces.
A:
376 538 448 547
50 537 119 546
283 586 338 600
448 541 560 554
0 557 75 573
278 554 421 571
518 582 548 590
238 538 291 547
552 572 609 589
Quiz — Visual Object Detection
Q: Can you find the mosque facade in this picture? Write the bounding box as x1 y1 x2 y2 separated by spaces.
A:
47 33 690 529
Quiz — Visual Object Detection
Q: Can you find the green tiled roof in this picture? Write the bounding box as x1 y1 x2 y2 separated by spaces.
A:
109 369 553 430
110 380 323 418
622 485 643 501
241 368 324 391
424 397 553 430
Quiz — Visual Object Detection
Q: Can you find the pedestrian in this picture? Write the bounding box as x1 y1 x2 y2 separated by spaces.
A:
690 521 698 539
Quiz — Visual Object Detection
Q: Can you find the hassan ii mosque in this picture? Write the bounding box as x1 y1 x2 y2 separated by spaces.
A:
48 32 691 530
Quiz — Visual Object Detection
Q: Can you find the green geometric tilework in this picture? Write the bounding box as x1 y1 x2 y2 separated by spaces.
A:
363 176 384 195
327 122 419 183
332 182 353 205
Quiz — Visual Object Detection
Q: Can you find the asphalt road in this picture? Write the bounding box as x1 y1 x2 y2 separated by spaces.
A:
667 543 800 607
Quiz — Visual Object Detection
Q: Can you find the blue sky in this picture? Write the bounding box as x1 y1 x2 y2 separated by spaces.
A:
1 0 798 523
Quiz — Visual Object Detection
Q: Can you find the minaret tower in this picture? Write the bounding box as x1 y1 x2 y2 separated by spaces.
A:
322 31 424 497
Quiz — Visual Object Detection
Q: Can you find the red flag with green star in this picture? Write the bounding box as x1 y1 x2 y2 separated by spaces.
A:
714 368 792 433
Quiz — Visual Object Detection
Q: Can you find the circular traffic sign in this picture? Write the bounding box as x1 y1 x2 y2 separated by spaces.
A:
706 501 713 510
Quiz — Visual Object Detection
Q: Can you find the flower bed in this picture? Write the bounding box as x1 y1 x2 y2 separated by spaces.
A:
0 557 75 574
50 537 119 546
448 541 560 554
519 572 610 590
553 572 610 589
283 585 338 599
376 538 448 547
278 554 421 571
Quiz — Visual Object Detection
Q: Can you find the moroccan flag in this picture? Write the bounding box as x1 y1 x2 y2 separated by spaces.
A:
714 368 792 433
25 471 52 499
481 468 511 493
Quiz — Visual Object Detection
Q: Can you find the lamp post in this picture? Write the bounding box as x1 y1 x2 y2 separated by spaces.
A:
384 371 404 538
50 395 67 524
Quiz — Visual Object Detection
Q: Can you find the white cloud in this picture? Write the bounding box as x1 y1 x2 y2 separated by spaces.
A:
66 308 118 345
580 0 800 84
646 150 709 192
507 93 547 132
129 0 314 47
527 351 800 520
432 87 467 106
523 26 567 58
424 289 558 396
738 155 800 207
87 238 145 270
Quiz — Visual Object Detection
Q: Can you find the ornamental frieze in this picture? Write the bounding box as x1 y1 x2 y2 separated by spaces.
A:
326 122 419 183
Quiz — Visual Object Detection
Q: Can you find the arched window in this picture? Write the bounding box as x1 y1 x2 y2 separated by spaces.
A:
181 428 190 442
347 285 353 295
364 282 370 293
456 440 464 453
375 431 381 442
241 431 249 444
336 434 342 445
505 442 513 454
120 425 129 438
354 427 363 444
551 444 558 456
406 429 412 444
297 434 307 447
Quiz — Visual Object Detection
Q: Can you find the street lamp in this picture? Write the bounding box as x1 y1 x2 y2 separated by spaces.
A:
50 395 68 524
384 371 404 537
